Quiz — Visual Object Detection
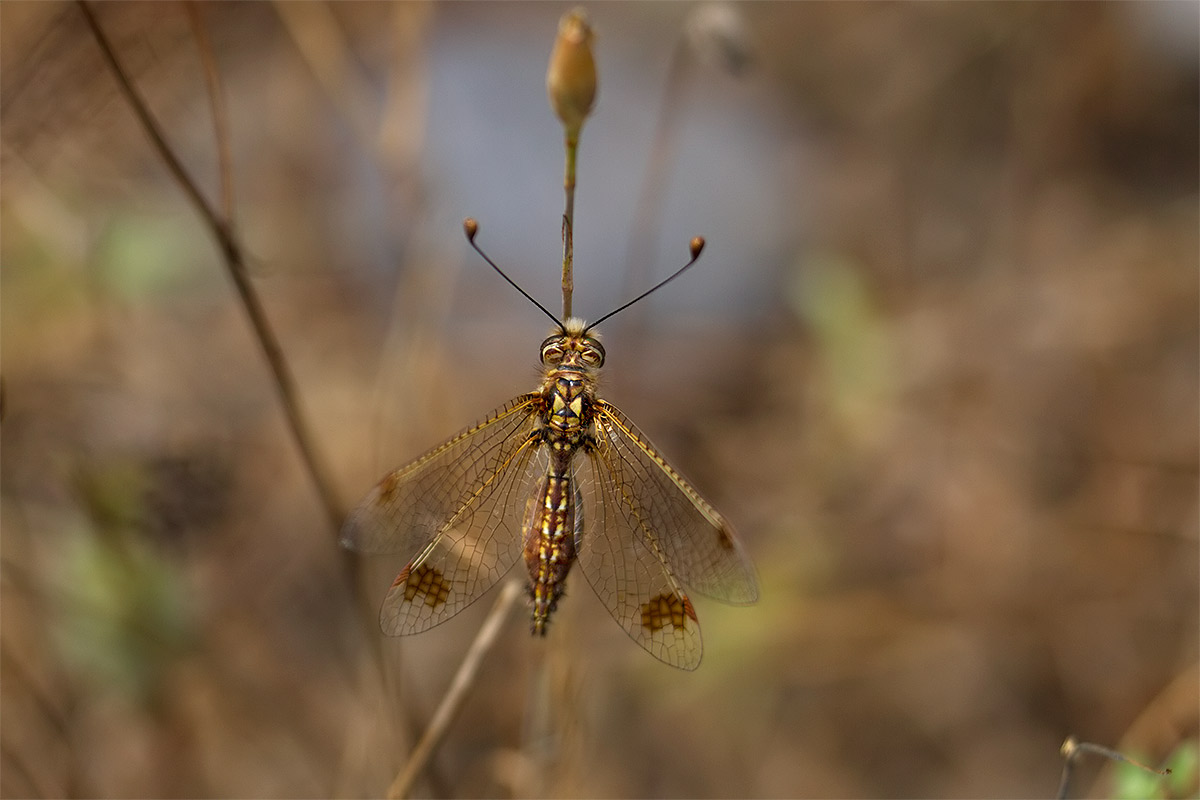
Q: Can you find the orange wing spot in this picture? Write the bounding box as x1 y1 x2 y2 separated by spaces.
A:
641 592 696 632
377 472 401 503
393 564 451 608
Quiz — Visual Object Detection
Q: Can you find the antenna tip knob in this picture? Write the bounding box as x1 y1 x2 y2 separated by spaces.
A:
463 218 479 241
689 236 705 259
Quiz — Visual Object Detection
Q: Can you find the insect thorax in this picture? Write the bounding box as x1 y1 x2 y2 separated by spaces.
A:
543 369 594 438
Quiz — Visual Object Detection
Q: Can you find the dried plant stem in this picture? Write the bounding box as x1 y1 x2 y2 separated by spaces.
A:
386 580 522 800
78 1 345 532
82 16 395 792
561 136 578 319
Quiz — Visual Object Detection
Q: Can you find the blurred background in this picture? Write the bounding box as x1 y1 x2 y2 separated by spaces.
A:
2 2 1197 797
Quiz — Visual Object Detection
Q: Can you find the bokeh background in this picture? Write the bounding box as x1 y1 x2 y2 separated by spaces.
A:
2 2 1197 797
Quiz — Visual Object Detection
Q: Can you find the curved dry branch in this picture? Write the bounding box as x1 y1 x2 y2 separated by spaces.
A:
77 0 345 532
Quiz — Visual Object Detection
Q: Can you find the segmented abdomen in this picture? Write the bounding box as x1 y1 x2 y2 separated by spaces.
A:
523 459 579 635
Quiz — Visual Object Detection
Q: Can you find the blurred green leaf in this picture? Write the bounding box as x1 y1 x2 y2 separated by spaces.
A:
788 251 897 446
1112 739 1199 800
52 462 197 704
1164 739 1199 799
96 211 200 301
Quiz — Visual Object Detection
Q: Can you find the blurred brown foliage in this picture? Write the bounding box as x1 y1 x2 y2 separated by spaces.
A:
2 2 1196 798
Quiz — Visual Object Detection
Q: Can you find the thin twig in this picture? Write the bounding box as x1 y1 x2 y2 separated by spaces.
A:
272 0 380 157
1057 735 1172 800
173 3 394 751
78 0 345 532
386 580 523 800
184 3 235 221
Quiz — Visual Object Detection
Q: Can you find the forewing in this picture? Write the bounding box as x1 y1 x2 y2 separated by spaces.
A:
341 394 545 634
591 400 759 604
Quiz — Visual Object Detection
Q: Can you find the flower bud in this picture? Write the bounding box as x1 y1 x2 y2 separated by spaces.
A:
546 8 597 140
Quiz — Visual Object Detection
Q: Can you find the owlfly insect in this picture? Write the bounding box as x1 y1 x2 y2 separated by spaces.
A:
342 219 757 670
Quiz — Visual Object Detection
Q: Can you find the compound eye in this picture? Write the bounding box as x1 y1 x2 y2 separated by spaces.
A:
581 339 605 367
541 341 566 365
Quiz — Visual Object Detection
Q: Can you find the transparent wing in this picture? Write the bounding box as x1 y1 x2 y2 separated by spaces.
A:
341 394 546 634
576 449 702 670
592 400 759 602
575 401 758 670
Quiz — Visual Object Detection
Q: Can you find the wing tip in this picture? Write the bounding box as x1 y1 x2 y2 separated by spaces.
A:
338 504 370 551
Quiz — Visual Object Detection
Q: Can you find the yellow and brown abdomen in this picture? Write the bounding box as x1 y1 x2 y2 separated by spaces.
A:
522 466 579 635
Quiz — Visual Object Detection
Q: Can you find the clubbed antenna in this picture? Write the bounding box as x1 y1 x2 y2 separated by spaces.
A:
585 236 706 332
463 218 564 331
